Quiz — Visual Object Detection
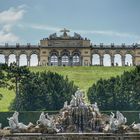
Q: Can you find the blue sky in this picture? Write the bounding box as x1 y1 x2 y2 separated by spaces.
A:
0 0 140 45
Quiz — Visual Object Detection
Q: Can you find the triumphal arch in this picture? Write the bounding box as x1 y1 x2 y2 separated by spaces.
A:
0 28 140 66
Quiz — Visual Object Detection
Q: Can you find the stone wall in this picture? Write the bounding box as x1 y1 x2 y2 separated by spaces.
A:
1 133 140 140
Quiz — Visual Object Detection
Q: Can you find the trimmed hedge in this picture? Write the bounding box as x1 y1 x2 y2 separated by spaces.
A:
0 111 139 128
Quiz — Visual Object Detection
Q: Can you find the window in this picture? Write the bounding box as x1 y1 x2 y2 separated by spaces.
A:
50 55 58 66
62 55 69 66
73 55 80 63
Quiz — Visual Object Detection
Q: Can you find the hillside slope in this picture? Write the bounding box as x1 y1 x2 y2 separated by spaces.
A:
0 66 134 111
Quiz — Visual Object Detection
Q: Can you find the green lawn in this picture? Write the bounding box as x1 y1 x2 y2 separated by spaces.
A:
0 66 135 111
30 66 134 91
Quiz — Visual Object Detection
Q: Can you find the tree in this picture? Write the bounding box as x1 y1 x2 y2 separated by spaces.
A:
87 66 140 111
6 63 30 96
10 71 78 111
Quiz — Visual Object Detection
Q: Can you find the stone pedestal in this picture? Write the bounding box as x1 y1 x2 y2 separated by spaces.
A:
1 133 140 140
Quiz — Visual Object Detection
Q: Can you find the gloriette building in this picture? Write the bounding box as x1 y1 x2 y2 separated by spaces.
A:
0 28 140 66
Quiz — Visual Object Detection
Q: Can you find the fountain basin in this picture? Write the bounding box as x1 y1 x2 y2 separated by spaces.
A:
1 132 140 140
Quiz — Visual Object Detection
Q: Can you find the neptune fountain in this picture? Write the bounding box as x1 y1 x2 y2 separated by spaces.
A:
0 89 140 140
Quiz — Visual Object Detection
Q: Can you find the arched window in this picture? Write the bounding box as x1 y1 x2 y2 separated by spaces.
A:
0 54 5 64
92 54 100 65
8 54 16 66
103 54 111 66
50 55 58 66
62 55 69 66
73 54 80 65
125 54 133 66
30 54 38 66
114 54 122 66
19 54 27 66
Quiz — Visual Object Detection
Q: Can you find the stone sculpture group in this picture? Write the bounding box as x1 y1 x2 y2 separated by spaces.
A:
0 88 140 134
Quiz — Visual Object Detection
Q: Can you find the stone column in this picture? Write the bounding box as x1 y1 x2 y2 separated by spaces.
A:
69 56 73 66
111 55 114 66
38 56 40 66
122 55 125 66
58 56 61 66
100 55 103 66
132 56 135 66
16 56 19 66
27 56 30 67
5 55 9 65
81 56 83 66
48 56 50 66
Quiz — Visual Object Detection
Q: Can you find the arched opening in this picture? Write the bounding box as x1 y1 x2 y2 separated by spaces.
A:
19 54 27 66
103 54 111 66
114 54 122 66
8 54 16 65
62 55 69 66
73 54 80 66
92 54 100 65
125 54 133 66
50 55 58 66
0 54 5 64
30 54 38 66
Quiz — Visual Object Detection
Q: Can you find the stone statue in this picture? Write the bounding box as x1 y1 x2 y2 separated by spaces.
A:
49 33 57 39
132 123 140 131
37 112 52 127
63 101 68 108
107 111 127 132
74 32 81 39
109 112 117 131
92 102 101 116
7 111 31 131
115 111 127 126
60 28 70 37
70 95 77 107
37 112 59 132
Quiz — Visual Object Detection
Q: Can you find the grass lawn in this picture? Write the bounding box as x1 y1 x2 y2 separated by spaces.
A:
0 88 15 111
0 66 135 111
30 66 134 91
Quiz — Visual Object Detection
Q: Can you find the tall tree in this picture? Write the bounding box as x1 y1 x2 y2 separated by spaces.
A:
10 71 78 111
6 63 30 96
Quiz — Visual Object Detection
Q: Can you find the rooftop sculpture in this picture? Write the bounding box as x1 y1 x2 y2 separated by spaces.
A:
49 28 83 40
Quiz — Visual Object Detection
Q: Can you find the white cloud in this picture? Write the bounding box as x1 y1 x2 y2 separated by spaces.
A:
0 31 19 44
0 5 26 44
28 24 140 39
30 24 61 32
73 29 140 39
0 5 26 24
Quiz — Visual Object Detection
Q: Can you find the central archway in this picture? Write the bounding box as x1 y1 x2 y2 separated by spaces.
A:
62 55 69 66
